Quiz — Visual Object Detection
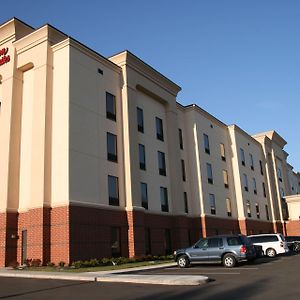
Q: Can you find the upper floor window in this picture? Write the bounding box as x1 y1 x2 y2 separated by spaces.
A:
259 160 264 175
277 167 283 182
262 182 267 198
158 151 166 176
226 198 232 217
156 117 164 141
108 175 119 206
206 163 213 184
203 134 210 154
265 204 270 220
106 92 116 121
249 153 254 170
139 144 146 170
252 178 257 194
223 170 229 188
179 129 184 150
184 192 188 213
141 182 148 209
255 203 260 219
220 143 226 161
240 148 245 166
107 132 117 162
209 194 216 215
137 107 144 133
246 200 251 218
243 173 249 192
181 159 186 182
160 187 169 212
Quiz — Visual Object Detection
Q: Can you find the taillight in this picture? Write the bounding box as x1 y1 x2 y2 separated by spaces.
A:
240 245 247 254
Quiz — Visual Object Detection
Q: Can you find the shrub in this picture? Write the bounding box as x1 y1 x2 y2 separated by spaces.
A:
71 261 82 269
101 257 112 266
31 259 41 267
46 262 55 267
58 261 65 268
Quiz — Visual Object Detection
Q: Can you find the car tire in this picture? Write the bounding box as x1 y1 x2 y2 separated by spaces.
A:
293 242 300 252
177 255 190 268
266 248 276 257
223 254 236 268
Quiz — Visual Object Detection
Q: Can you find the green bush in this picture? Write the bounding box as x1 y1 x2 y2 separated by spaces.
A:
59 261 65 268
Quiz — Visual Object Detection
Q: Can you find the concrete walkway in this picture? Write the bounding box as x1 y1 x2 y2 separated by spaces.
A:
0 263 209 286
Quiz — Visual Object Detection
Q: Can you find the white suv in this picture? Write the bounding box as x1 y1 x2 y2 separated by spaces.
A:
248 234 289 257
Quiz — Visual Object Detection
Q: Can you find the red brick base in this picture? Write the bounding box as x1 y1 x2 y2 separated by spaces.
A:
0 205 295 267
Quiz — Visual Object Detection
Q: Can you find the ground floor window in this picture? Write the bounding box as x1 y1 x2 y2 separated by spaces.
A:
111 227 121 257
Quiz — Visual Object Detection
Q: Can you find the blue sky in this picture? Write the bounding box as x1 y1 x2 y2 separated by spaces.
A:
2 0 300 171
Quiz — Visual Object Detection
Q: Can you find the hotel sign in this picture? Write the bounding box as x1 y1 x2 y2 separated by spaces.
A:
0 48 10 66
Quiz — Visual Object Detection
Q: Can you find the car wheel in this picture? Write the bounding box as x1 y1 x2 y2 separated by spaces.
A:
177 255 190 268
293 242 300 252
266 248 276 257
223 254 236 268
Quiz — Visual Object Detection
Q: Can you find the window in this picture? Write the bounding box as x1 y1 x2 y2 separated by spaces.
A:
265 205 270 220
280 187 285 199
207 163 213 184
223 170 229 188
160 187 169 212
106 92 116 121
220 143 226 161
246 200 251 218
184 192 188 213
107 132 117 162
139 144 146 170
179 129 184 149
165 229 172 255
158 151 166 176
252 178 257 194
181 159 186 181
208 238 223 248
262 182 267 198
249 153 254 170
156 117 164 141
141 182 148 209
255 203 260 219
111 227 121 257
137 107 144 133
240 148 245 166
243 174 248 192
209 194 216 215
259 160 264 175
108 175 119 206
226 198 232 217
277 167 283 182
203 134 210 154
145 228 151 255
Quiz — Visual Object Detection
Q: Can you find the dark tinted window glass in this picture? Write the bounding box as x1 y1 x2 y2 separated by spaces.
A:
108 175 119 206
203 134 210 154
227 237 242 246
107 132 117 162
208 238 223 248
139 144 146 170
111 227 121 257
137 107 144 133
141 182 148 209
158 151 166 176
195 238 208 248
106 92 116 121
160 187 169 212
156 117 164 141
179 129 183 149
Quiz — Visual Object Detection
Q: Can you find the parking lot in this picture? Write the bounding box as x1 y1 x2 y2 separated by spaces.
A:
0 252 299 299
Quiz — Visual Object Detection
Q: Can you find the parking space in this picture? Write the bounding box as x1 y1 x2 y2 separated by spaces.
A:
130 252 299 278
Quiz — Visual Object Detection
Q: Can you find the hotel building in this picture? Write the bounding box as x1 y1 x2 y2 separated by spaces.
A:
0 18 299 266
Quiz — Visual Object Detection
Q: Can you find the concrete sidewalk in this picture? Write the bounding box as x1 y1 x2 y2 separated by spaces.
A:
0 263 209 286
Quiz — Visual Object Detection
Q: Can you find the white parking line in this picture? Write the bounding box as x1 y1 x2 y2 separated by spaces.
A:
202 272 240 275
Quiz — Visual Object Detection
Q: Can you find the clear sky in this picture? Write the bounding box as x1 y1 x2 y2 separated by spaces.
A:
2 0 300 171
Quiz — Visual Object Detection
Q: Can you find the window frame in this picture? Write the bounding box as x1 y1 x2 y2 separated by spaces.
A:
107 132 118 162
106 92 116 121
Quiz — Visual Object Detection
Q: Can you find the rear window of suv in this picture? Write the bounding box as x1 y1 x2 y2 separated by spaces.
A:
227 237 242 246
250 235 278 243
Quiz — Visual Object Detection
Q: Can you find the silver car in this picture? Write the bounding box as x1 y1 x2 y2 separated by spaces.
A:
174 234 256 268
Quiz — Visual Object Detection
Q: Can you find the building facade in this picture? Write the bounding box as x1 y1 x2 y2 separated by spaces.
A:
0 18 300 266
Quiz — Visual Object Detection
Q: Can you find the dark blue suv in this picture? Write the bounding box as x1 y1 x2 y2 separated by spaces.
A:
174 234 256 268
